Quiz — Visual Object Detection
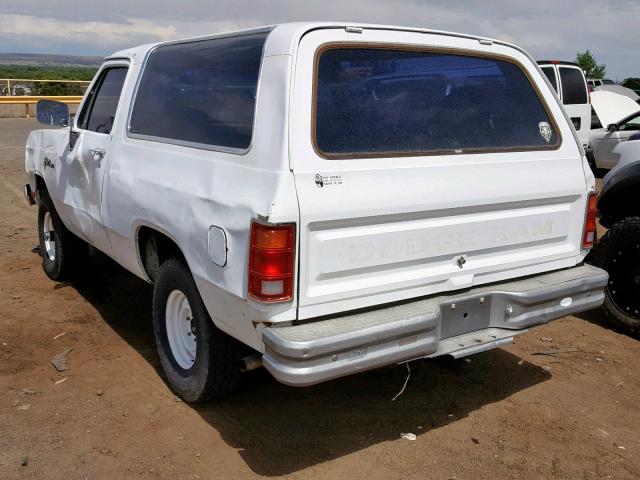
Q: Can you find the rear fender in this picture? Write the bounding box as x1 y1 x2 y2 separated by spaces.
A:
599 161 640 228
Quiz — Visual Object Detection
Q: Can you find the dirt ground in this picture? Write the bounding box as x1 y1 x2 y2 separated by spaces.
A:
1 118 639 480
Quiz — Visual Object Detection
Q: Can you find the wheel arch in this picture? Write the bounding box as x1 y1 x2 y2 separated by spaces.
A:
136 225 189 283
30 173 47 195
599 162 640 228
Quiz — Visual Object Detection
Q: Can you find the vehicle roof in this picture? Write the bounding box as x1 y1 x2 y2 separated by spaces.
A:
105 22 525 64
536 60 581 67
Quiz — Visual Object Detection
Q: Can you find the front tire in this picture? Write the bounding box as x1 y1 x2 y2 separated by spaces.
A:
152 258 243 402
592 217 640 335
37 190 86 281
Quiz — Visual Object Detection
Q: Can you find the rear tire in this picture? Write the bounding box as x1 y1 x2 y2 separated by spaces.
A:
37 189 87 281
152 258 243 402
591 217 640 335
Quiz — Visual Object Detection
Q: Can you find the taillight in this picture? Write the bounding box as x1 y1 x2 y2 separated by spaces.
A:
248 221 295 302
582 192 598 249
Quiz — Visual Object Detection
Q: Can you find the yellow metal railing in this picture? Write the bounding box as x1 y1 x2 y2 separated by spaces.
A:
0 95 84 104
0 78 89 117
0 95 84 118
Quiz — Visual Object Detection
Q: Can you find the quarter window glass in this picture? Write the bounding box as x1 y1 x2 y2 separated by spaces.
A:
78 67 127 134
541 67 558 92
129 33 268 150
559 67 588 105
315 48 558 157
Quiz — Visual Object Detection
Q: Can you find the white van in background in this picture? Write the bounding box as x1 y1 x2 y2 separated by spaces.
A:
537 61 591 150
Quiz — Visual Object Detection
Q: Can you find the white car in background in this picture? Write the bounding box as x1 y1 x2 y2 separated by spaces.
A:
537 61 591 149
589 90 640 169
587 78 614 89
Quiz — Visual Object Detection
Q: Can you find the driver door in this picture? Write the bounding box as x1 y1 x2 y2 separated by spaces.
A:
597 113 640 169
61 64 128 255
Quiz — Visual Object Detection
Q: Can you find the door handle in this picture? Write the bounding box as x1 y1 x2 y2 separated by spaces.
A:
89 148 106 166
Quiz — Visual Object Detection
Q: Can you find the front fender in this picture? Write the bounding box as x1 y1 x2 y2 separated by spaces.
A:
25 128 68 190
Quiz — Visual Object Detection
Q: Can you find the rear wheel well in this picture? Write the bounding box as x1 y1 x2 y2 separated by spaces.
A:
138 227 186 282
599 184 640 228
599 163 640 228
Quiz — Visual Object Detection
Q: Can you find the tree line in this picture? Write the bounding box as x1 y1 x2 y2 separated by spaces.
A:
0 65 98 95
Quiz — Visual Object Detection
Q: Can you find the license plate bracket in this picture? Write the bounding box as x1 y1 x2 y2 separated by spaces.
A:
440 296 492 339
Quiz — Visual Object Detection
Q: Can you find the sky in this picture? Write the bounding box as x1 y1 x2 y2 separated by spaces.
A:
0 0 637 80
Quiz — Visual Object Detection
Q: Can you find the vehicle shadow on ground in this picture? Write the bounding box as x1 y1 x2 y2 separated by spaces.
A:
575 306 610 329
575 305 640 340
65 251 551 477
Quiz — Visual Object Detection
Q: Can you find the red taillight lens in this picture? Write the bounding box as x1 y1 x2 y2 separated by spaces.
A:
582 192 598 249
248 221 295 302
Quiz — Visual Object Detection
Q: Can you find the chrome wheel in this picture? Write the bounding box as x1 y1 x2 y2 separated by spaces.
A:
42 211 56 261
165 290 197 369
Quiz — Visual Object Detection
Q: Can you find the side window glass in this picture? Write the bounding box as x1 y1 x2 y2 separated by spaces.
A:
78 67 128 134
621 114 640 131
541 67 558 93
129 32 268 150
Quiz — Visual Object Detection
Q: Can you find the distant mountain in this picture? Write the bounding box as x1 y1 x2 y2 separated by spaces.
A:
0 53 103 67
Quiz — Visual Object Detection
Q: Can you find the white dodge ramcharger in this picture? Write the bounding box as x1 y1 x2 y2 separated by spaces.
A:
24 23 608 401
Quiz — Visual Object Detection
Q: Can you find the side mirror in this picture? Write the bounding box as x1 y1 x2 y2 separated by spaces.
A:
36 100 69 127
607 123 619 133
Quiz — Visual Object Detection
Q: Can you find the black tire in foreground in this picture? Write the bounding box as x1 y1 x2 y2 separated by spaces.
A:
152 258 244 402
591 217 640 335
37 189 87 281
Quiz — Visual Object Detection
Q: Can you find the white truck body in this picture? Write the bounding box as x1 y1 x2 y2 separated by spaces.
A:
25 23 607 389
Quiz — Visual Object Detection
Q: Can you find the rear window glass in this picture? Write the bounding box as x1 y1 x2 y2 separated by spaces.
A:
559 67 588 105
315 48 559 157
541 67 558 92
129 32 268 151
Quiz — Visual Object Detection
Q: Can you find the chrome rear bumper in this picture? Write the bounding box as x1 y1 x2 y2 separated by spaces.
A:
262 264 608 386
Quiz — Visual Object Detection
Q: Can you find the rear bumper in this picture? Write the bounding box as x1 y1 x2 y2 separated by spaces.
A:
262 264 608 386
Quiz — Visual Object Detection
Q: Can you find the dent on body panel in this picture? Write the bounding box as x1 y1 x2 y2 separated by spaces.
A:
105 144 253 291
129 56 292 292
26 130 51 175
102 50 297 333
26 129 67 191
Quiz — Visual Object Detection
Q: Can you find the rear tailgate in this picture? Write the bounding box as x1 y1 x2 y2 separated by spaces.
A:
290 28 589 319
